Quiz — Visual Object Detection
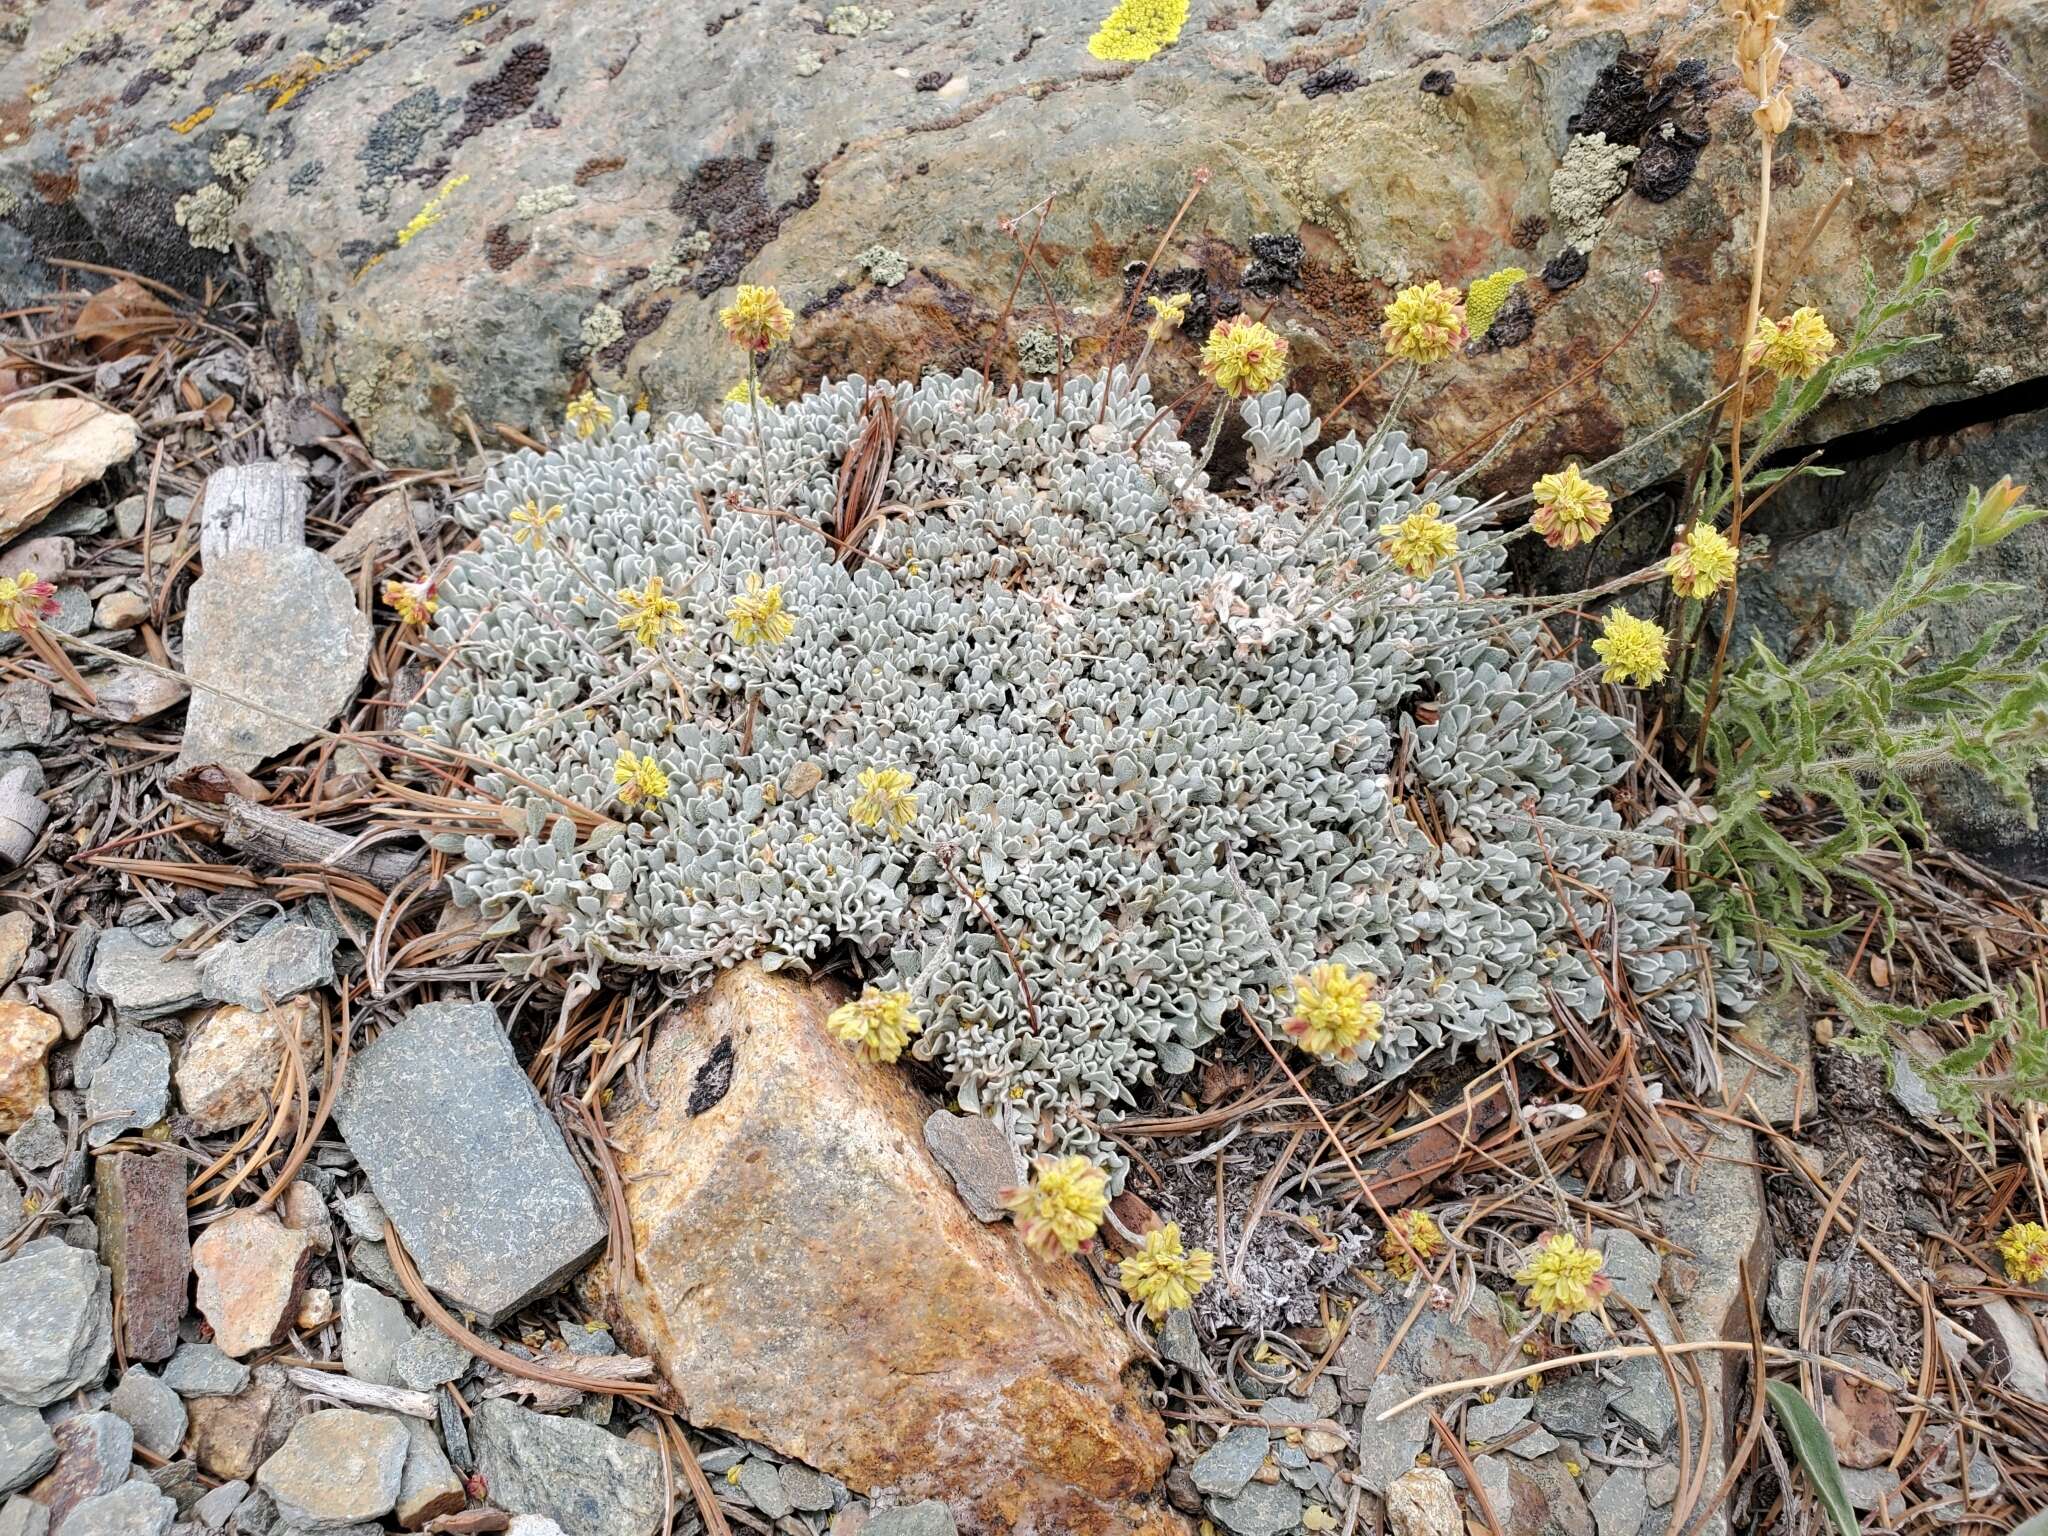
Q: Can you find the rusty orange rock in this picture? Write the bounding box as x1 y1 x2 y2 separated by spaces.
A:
606 963 1183 1536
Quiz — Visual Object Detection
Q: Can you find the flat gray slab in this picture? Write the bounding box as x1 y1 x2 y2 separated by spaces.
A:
333 1002 605 1324
470 1400 664 1536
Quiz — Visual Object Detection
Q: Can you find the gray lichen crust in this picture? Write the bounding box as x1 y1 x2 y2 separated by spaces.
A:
410 371 1746 1169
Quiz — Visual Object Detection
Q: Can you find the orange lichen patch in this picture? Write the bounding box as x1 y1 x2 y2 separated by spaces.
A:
247 48 373 112
170 102 216 133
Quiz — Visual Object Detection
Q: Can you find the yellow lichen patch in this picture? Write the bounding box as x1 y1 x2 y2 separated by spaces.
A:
459 3 500 21
170 102 216 133
396 173 470 248
249 47 371 111
1464 267 1527 339
1086 0 1189 61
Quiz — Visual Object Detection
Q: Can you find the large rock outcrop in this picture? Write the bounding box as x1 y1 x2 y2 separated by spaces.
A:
604 963 1180 1536
1 0 2040 475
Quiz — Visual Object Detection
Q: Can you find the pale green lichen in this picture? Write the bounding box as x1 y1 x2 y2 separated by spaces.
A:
1015 326 1067 376
648 231 712 290
0 186 18 220
1549 133 1638 245
39 24 115 79
858 245 908 287
174 183 238 253
581 303 625 356
320 23 362 62
792 51 824 77
209 134 265 192
825 5 891 36
512 185 579 219
150 5 229 84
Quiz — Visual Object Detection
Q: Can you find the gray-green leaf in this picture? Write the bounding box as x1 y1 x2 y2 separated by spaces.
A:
1765 1380 1861 1536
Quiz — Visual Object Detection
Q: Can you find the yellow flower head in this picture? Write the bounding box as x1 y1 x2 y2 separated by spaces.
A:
615 575 684 648
1118 1222 1216 1322
1516 1231 1610 1317
1379 503 1460 579
1664 522 1738 601
1144 291 1193 344
613 750 670 808
0 569 60 635
1747 306 1837 381
825 988 922 1064
1282 962 1383 1061
850 766 918 837
1380 280 1467 365
1591 607 1670 687
1381 1209 1445 1281
382 579 439 627
1528 465 1612 550
1199 316 1289 400
1997 1222 2048 1285
727 572 794 647
1463 267 1528 340
566 391 614 439
719 283 795 353
508 499 564 550
1000 1155 1111 1258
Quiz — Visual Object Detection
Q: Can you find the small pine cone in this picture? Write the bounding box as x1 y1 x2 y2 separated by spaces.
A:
1947 29 1991 91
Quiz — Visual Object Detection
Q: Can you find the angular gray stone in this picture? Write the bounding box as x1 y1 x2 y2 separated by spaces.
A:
0 1179 17 1244
0 1239 113 1406
776 1462 836 1513
920 1110 1024 1223
0 1403 56 1494
1588 1465 1646 1536
1190 1426 1268 1498
1645 1463 1679 1507
30 1411 130 1521
85 932 203 1026
197 920 337 1013
1504 1427 1561 1459
254 1409 408 1532
1158 1308 1202 1372
227 1490 281 1536
1767 1257 1842 1335
395 1419 463 1529
1610 1355 1677 1444
1837 1465 1902 1515
735 1459 792 1519
1257 1396 1316 1426
1208 1478 1303 1536
84 1027 171 1147
148 1457 208 1517
1594 1229 1659 1311
470 1401 665 1536
392 1327 468 1393
338 1281 409 1388
1357 1376 1428 1495
333 1003 606 1325
336 1195 386 1246
49 1481 175 1536
107 1367 188 1458
176 548 370 775
161 1343 250 1400
197 466 309 562
862 1505 956 1536
192 1479 250 1532
1464 1394 1533 1442
1534 1375 1611 1440
0 1495 47 1536
5 1107 64 1171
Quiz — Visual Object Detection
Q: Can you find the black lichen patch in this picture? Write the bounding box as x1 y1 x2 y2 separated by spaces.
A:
1299 63 1358 98
1568 55 1651 143
670 141 822 298
445 40 549 152
120 69 165 107
687 1035 736 1116
597 294 672 374
1541 245 1587 291
1510 213 1548 250
915 69 950 91
220 0 257 19
1121 262 1215 342
1418 67 1455 96
483 223 529 271
288 160 322 195
799 280 853 320
574 154 625 186
1631 59 1711 203
359 87 447 202
1242 233 1303 295
1474 288 1534 350
236 30 273 54
329 0 376 23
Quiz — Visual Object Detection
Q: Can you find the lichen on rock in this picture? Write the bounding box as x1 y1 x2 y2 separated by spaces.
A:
174 183 238 253
410 371 1752 1171
1549 132 1640 245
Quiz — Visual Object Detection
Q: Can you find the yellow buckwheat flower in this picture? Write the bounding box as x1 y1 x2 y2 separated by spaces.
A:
615 575 684 648
1282 963 1383 1061
1664 522 1738 601
1997 1222 2048 1285
382 579 439 627
1118 1223 1216 1321
1000 1155 1110 1258
1516 1232 1610 1317
613 751 670 808
566 391 613 439
0 569 60 635
1591 608 1669 687
825 988 922 1064
1381 1209 1445 1281
1528 465 1612 550
1144 291 1192 343
719 283 795 353
850 766 918 837
1463 267 1527 340
1379 502 1459 579
508 499 564 550
1380 280 1467 365
726 572 794 647
1199 316 1289 399
1747 306 1837 381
